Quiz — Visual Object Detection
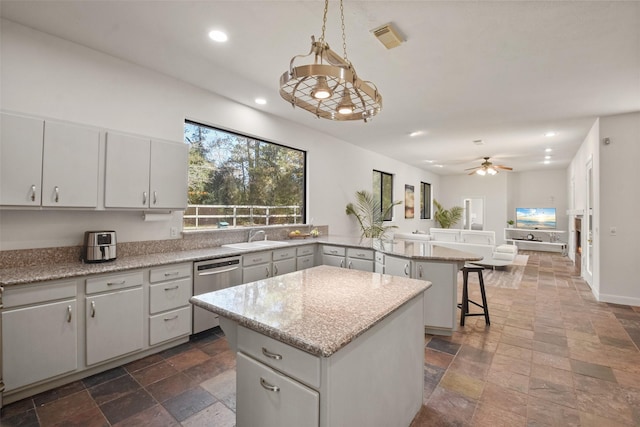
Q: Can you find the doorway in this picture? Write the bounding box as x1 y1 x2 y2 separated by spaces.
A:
463 197 484 230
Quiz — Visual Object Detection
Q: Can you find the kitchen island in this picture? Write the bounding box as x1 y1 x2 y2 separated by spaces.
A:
190 265 431 427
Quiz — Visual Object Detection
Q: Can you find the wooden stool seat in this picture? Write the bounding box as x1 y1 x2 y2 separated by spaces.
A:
457 265 490 326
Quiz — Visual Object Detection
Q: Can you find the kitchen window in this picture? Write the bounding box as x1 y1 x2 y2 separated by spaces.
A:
373 170 394 221
183 121 306 229
420 181 431 219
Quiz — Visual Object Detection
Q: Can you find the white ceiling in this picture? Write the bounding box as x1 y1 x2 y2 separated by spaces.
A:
2 1 639 175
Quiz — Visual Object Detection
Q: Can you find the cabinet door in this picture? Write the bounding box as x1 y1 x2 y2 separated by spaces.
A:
86 287 143 366
237 353 319 427
297 254 315 271
0 113 44 206
42 121 100 207
415 261 456 329
243 263 272 283
273 258 296 276
104 132 151 208
322 254 345 268
384 255 411 277
149 139 188 209
2 299 77 391
347 258 374 272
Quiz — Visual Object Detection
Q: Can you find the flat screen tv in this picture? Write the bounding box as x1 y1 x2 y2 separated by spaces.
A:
515 208 556 230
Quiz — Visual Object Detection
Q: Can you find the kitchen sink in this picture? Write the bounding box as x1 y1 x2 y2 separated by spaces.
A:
222 240 290 250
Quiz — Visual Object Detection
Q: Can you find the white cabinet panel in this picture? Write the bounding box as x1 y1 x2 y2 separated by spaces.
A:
0 113 44 206
384 255 411 277
237 352 319 427
273 258 296 276
243 263 271 283
149 139 188 209
86 287 143 365
149 277 192 314
347 258 374 272
149 306 192 346
42 121 100 207
104 132 150 208
415 261 456 330
297 254 315 271
3 299 77 391
322 254 345 268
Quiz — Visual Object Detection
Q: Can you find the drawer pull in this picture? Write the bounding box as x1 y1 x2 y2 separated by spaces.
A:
107 280 126 286
164 285 179 291
340 259 344 268
30 185 37 201
348 261 353 269
418 265 424 278
404 264 410 276
54 186 60 203
164 315 179 322
260 377 280 392
67 305 72 323
261 347 282 360
330 249 338 254
153 191 158 205
90 301 96 318
273 264 279 275
143 191 147 205
356 252 365 257
164 271 180 277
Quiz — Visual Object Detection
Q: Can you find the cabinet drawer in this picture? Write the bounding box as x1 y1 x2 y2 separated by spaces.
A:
238 326 320 388
322 245 345 256
149 277 192 314
296 245 315 256
243 251 272 267
347 248 374 260
297 255 315 271
272 248 295 260
149 263 191 283
86 271 143 294
149 306 192 346
3 280 76 308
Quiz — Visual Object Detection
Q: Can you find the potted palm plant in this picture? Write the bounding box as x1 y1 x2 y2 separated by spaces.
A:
433 200 463 229
345 190 401 239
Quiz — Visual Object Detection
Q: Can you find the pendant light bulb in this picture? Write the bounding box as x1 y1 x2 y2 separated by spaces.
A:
337 88 355 115
311 76 333 100
476 169 486 176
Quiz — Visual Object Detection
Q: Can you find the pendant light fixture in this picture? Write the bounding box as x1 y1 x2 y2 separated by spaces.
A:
279 0 382 122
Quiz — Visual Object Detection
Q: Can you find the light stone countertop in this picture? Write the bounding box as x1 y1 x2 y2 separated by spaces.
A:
0 236 480 287
190 265 431 357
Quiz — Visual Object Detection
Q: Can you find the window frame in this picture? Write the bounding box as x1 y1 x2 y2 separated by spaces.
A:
420 181 432 219
373 169 394 222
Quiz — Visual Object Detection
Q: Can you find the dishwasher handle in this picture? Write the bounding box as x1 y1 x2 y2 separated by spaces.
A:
197 266 240 276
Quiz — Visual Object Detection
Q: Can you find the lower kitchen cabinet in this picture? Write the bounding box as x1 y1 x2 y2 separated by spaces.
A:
148 263 192 345
2 280 78 391
237 352 319 427
321 245 345 268
381 254 411 277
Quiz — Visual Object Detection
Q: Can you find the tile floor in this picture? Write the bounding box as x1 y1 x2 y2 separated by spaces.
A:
2 251 639 426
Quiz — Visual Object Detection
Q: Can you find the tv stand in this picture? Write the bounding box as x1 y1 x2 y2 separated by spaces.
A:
504 228 567 254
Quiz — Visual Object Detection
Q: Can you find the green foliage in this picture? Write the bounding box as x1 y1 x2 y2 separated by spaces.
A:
345 190 401 239
433 199 463 229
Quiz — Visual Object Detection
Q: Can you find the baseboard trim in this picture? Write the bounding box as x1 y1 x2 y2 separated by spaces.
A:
596 293 640 307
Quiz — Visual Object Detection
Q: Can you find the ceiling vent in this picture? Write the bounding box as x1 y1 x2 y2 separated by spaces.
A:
372 23 404 49
473 139 485 145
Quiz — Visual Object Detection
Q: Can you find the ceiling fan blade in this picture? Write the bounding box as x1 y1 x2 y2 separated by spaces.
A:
468 171 478 175
496 165 513 170
464 166 479 171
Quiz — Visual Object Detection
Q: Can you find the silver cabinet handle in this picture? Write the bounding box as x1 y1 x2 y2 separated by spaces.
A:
90 301 96 318
0 286 3 309
164 272 180 277
340 259 344 268
404 264 410 276
261 347 282 360
348 261 353 269
273 264 278 275
418 265 424 278
330 249 338 254
107 280 126 286
142 191 147 205
153 191 158 205
67 305 72 323
164 315 178 322
260 377 280 392
164 285 179 291
54 186 60 203
265 266 270 278
30 185 37 201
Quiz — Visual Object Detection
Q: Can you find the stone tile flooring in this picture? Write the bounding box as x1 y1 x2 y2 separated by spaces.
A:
2 251 639 426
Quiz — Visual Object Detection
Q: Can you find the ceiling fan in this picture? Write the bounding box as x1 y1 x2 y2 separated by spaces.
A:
465 157 513 176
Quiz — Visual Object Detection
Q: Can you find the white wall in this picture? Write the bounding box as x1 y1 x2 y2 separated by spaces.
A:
507 169 568 230
0 20 438 250
598 112 640 305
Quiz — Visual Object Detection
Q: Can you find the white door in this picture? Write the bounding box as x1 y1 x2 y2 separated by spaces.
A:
86 287 143 365
42 121 100 207
0 113 44 206
149 139 189 209
3 299 77 391
104 132 151 208
236 352 319 427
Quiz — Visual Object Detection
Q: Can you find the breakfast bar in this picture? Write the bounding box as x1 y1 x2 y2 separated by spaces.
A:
190 265 431 427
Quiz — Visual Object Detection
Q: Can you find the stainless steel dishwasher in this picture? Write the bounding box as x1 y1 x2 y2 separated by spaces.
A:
193 257 242 334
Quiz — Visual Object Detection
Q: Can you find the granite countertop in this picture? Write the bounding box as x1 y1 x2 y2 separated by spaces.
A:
189 265 431 357
0 235 480 287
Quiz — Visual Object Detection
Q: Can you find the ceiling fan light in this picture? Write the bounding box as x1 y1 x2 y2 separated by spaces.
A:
487 167 497 175
310 76 333 99
476 169 486 176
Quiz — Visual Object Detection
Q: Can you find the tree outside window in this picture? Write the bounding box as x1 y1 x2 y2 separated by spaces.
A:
373 170 394 221
420 181 431 219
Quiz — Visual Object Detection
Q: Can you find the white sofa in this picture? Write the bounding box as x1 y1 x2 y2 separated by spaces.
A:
393 228 518 263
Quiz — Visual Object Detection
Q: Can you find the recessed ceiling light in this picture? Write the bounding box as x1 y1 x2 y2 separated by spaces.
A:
544 131 556 137
545 148 552 153
208 30 228 42
409 130 424 137
544 160 551 165
545 155 551 160
423 159 435 163
255 98 267 105
434 164 444 168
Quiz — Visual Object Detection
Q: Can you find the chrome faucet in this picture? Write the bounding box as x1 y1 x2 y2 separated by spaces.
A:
248 229 265 242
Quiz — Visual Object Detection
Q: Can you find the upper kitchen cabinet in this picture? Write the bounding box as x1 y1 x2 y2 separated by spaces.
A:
0 113 100 208
0 113 44 206
104 132 188 210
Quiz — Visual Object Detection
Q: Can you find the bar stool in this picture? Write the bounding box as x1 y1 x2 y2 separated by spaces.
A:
457 264 490 326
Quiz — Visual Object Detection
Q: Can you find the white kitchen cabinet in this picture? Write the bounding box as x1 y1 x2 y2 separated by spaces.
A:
272 247 296 276
42 121 100 207
321 245 345 268
296 245 316 271
0 113 44 206
382 254 411 277
346 248 374 272
85 272 144 366
148 263 192 346
2 280 77 391
0 114 100 208
243 251 272 283
414 261 458 331
237 352 319 427
104 132 188 209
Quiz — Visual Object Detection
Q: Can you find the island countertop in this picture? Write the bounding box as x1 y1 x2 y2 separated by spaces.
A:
190 265 431 357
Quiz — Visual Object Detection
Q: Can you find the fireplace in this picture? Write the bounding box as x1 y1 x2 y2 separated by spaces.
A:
574 217 582 274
